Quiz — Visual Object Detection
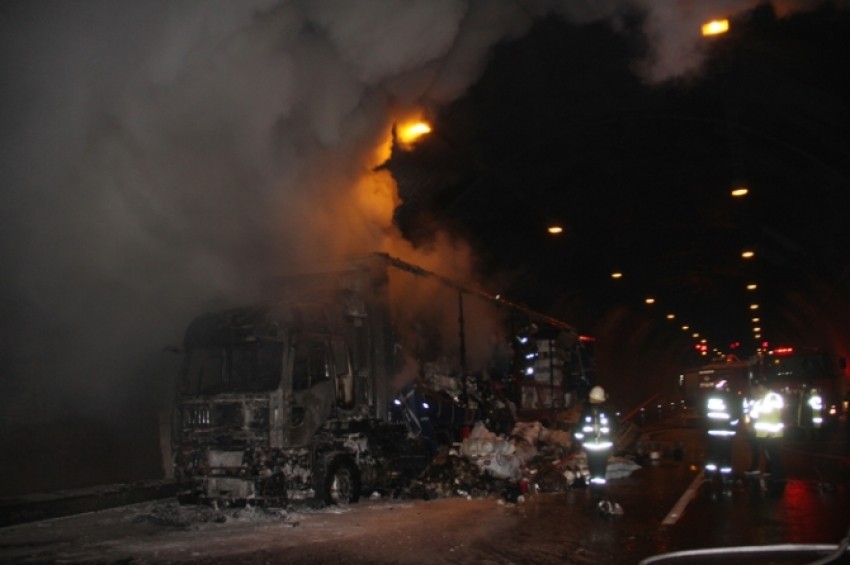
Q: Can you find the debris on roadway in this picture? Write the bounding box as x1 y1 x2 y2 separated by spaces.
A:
406 419 641 503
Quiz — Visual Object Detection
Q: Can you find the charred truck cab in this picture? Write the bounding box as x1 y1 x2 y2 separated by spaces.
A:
172 256 431 507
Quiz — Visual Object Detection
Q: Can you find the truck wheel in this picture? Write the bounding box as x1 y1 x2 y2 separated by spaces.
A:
324 458 361 506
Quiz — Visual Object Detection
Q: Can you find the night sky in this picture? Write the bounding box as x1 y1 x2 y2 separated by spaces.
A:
1 1 849 495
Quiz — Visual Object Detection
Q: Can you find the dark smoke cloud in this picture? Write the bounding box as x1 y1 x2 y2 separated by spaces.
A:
0 0 824 489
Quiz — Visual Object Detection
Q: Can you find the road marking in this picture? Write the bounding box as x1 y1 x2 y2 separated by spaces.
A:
661 470 704 526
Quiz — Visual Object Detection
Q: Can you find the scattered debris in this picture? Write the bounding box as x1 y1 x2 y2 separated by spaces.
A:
597 499 624 516
408 420 642 502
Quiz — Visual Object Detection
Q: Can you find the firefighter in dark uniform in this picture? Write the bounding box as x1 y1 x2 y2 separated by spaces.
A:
574 386 614 491
703 381 739 481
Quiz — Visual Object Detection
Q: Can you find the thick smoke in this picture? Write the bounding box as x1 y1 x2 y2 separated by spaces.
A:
0 0 821 489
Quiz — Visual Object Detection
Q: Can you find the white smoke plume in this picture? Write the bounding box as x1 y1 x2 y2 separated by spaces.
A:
0 0 826 473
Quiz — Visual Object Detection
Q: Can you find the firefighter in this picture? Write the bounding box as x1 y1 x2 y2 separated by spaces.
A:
703 380 739 480
749 380 786 488
742 389 762 475
801 387 824 440
574 385 613 490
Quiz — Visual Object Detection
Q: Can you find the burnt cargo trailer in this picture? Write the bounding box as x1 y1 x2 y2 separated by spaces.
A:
172 254 432 506
170 253 588 507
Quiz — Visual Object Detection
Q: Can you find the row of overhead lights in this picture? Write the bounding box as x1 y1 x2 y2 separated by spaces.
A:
546 17 759 358
550 186 766 358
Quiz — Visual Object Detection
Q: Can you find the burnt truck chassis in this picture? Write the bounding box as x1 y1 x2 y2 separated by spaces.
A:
170 253 583 508
174 412 431 508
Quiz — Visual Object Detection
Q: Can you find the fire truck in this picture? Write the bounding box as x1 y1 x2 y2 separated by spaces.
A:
681 356 754 418
682 347 846 433
754 346 846 434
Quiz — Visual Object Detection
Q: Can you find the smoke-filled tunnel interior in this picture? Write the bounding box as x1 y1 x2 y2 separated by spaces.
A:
1 1 848 496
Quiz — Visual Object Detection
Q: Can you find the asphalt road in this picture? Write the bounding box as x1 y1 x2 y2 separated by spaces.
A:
1 417 848 564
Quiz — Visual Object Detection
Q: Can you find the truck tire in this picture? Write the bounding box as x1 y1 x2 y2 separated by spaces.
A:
323 457 361 506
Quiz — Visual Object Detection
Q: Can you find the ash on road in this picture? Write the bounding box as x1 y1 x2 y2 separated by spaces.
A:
0 484 671 564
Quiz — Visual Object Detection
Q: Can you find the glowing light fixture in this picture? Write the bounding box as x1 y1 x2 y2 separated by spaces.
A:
548 225 564 234
397 120 432 145
666 313 675 320
731 187 749 197
611 272 623 279
741 250 755 259
681 325 690 331
702 19 730 36
746 283 758 290
750 304 759 310
645 297 656 304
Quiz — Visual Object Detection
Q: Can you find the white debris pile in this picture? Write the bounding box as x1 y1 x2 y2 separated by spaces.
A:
409 420 641 500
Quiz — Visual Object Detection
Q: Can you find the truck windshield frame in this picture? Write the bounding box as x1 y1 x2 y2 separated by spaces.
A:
181 340 284 395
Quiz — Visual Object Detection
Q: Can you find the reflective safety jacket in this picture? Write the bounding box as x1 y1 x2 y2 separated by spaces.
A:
705 389 739 437
574 404 613 451
806 388 824 429
750 391 785 438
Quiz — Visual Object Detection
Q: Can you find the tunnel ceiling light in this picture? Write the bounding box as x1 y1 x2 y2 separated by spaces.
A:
611 272 623 279
548 225 564 234
731 186 749 197
645 297 656 304
666 313 675 320
397 120 432 144
749 304 759 310
741 250 755 259
702 19 730 36
746 283 758 290
681 325 690 331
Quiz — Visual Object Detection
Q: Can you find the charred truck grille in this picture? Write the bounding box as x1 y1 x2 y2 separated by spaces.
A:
175 397 315 503
176 398 271 495
181 400 268 433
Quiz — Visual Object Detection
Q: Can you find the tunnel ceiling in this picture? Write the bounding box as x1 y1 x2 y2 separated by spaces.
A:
387 4 850 363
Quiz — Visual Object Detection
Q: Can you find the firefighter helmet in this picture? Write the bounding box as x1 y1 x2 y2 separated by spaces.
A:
589 386 607 404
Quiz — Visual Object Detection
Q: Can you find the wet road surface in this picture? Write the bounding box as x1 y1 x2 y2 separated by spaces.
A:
1 417 848 564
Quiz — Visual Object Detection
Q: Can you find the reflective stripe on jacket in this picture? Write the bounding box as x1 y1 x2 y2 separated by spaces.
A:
574 405 613 451
751 391 784 438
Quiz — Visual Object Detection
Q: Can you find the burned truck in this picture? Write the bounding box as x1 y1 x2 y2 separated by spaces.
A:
170 253 589 507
